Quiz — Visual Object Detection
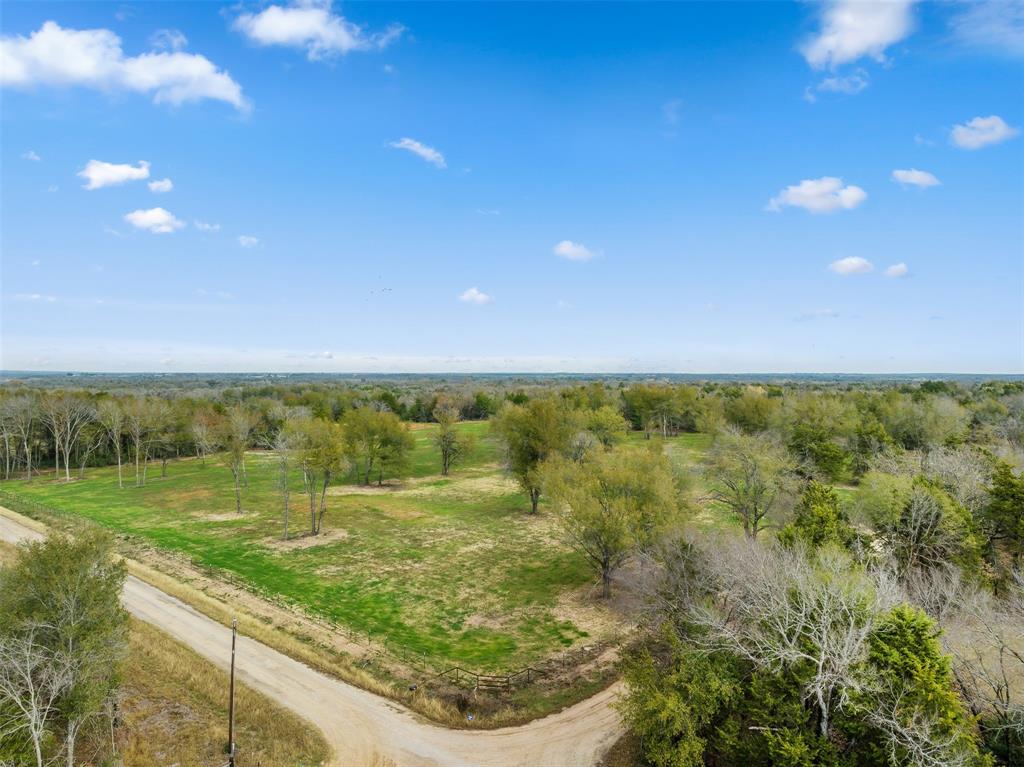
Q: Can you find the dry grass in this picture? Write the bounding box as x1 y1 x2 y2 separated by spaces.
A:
117 619 330 767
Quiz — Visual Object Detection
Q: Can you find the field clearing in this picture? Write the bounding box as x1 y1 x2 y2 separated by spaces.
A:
1 424 713 673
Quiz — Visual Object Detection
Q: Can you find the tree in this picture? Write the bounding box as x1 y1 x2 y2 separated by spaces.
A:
778 481 856 550
584 405 629 448
227 407 257 487
542 447 678 597
704 429 795 539
491 398 580 513
267 427 297 540
984 462 1024 571
0 532 128 767
3 395 38 480
39 394 94 482
122 397 169 487
290 418 347 535
866 605 985 767
432 402 475 476
95 400 125 489
340 407 411 486
216 407 253 514
190 410 220 467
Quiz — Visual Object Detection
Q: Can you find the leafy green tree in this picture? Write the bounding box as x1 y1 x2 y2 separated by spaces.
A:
432 402 475 476
288 417 348 534
491 398 580 513
723 388 779 434
621 634 742 767
864 605 987 767
705 429 795 539
0 532 128 767
584 405 629 448
779 481 856 550
340 407 412 486
983 461 1024 571
542 447 678 596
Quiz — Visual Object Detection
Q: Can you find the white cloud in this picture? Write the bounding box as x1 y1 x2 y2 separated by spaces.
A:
892 168 940 188
801 0 915 68
123 207 185 233
0 21 248 110
553 240 596 261
949 0 1024 58
194 220 220 232
79 159 150 190
796 309 840 321
884 263 909 278
459 287 492 304
150 29 187 51
829 256 874 275
805 69 869 101
388 137 446 168
950 115 1020 149
234 1 403 61
22 149 41 161
238 235 259 248
148 177 173 193
767 177 867 213
13 293 57 303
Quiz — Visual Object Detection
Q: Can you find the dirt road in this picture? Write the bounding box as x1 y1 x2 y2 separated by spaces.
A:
0 510 624 767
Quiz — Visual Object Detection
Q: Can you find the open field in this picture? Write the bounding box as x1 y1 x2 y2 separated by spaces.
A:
0 423 708 674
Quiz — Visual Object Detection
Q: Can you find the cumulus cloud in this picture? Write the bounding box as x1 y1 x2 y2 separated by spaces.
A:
123 207 185 233
194 220 220 232
78 159 150 190
553 240 596 261
238 235 259 248
950 115 1020 149
829 256 874 275
892 168 940 188
0 21 248 110
884 263 909 278
459 287 492 304
148 177 173 193
767 177 867 213
801 0 916 68
22 149 41 161
234 1 403 61
388 137 446 168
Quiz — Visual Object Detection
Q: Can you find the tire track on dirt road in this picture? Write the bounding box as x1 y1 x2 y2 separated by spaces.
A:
0 509 624 767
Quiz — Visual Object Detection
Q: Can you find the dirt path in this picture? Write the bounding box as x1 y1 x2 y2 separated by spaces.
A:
0 510 624 767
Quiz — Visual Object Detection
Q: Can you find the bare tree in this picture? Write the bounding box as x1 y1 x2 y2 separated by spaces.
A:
0 627 74 767
266 428 297 540
190 411 219 467
688 541 896 738
95 400 125 488
122 398 169 487
39 395 94 482
6 396 38 480
226 407 256 488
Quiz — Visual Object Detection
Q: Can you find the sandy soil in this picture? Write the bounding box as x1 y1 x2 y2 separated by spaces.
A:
0 509 624 767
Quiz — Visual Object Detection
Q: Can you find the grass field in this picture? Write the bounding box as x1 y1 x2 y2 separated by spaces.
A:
1 424 714 673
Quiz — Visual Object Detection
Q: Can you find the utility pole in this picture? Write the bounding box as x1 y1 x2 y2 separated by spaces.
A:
228 617 237 767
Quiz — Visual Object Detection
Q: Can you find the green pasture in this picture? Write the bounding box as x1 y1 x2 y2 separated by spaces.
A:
1 424 713 671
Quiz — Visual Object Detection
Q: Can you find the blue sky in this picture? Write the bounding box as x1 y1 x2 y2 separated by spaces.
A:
2 0 1022 373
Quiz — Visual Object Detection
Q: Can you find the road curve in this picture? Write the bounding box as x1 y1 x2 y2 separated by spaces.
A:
0 510 624 767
